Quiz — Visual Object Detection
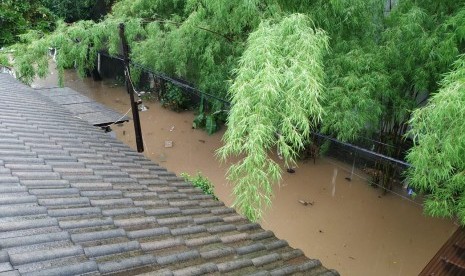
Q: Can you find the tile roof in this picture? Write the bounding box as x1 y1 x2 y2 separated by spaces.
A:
35 87 129 126
0 74 339 276
419 226 465 275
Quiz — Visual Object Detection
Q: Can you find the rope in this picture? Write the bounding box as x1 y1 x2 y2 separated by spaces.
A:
107 108 131 126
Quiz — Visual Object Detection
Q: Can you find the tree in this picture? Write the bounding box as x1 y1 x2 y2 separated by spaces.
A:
42 0 115 22
0 0 56 47
406 56 465 224
218 14 328 221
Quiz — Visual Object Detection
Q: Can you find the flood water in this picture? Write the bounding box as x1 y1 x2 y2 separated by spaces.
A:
33 70 458 276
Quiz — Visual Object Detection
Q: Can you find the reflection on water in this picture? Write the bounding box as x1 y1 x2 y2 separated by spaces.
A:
331 168 338 197
33 70 457 276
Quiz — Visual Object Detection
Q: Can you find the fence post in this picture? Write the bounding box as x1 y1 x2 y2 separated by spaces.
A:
119 23 144 152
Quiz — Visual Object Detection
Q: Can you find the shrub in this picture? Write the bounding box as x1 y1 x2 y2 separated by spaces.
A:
181 172 217 200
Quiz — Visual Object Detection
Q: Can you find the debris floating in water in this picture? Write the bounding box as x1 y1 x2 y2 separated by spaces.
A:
298 200 314 206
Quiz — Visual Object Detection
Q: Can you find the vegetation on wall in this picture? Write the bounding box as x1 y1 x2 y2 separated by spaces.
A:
2 0 465 222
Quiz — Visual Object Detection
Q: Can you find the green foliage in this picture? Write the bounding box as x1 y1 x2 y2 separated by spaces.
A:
205 114 218 135
181 172 217 200
0 0 56 47
192 98 224 135
406 55 465 224
160 83 188 111
322 42 387 141
218 14 329 221
42 0 113 22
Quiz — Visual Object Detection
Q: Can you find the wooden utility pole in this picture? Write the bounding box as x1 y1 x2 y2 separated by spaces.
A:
119 23 144 152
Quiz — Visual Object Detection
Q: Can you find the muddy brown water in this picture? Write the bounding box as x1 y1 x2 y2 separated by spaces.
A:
33 70 457 276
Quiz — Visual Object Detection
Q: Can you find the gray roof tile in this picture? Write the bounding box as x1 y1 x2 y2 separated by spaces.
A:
145 207 180 216
211 207 236 215
0 195 37 205
71 229 126 243
97 255 156 274
237 223 261 232
20 180 69 188
0 186 27 193
199 247 236 260
220 233 249 244
0 206 47 217
207 224 237 234
156 250 200 266
4 164 52 171
140 238 184 251
90 198 133 206
248 271 271 276
11 172 60 180
127 192 160 199
81 190 122 197
48 207 101 217
127 227 170 239
250 231 275 241
281 249 304 261
171 225 206 236
171 262 218 276
71 182 111 190
0 263 13 273
193 216 223 225
0 218 58 232
29 188 80 196
217 259 254 273
252 253 281 267
270 265 299 275
0 252 10 263
265 240 289 251
1 157 45 164
101 207 145 216
21 261 98 276
52 168 94 174
8 246 84 266
236 243 267 255
0 232 70 248
38 197 90 207
0 176 19 183
180 208 210 215
59 217 114 229
113 217 157 227
0 226 62 240
157 216 192 226
184 235 220 247
83 241 141 257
